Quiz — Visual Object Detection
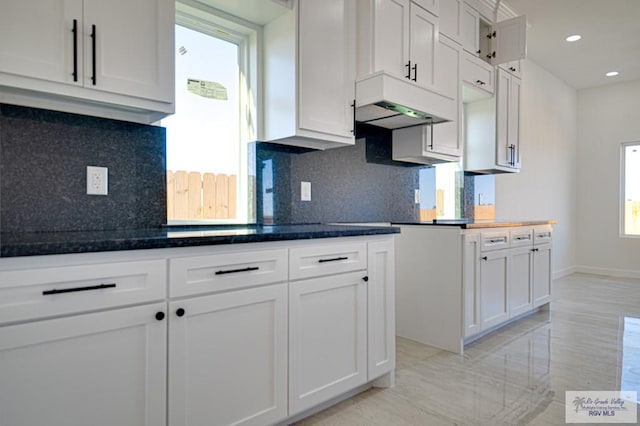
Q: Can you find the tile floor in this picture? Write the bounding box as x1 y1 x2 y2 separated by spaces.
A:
293 273 640 425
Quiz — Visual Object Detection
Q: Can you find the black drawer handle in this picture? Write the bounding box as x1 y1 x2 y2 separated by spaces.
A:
488 238 506 243
43 283 116 295
215 266 259 275
318 256 348 263
481 256 488 261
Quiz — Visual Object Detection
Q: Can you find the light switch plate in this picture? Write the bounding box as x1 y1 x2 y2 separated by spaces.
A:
87 166 108 195
301 181 311 201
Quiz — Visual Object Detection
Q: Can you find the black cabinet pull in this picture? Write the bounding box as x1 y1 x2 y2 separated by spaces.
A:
43 283 116 295
90 24 96 85
428 124 434 150
362 276 369 282
412 63 417 82
476 49 481 54
215 266 260 275
176 308 185 317
155 312 165 321
318 256 348 263
508 144 516 166
405 60 411 79
71 19 78 82
481 256 488 261
350 99 356 134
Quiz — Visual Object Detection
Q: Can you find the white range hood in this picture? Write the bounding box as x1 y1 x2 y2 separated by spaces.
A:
355 71 456 129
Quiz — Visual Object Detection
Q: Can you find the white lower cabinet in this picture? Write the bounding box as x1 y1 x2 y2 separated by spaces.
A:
169 283 288 426
396 224 552 354
509 246 534 317
289 271 368 415
0 235 396 426
463 233 481 337
533 243 552 307
0 302 167 426
367 239 396 379
479 249 510 330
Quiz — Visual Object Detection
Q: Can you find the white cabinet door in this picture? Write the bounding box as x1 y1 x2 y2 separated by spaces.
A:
463 233 481 337
431 35 461 156
370 0 411 80
438 0 462 44
461 3 479 56
533 243 552 307
410 3 438 88
169 283 288 426
495 68 510 168
508 74 522 168
82 0 174 102
264 0 355 148
0 303 167 426
289 271 368 415
0 0 82 85
298 0 356 140
509 246 533 317
480 249 509 330
367 239 396 379
490 15 527 66
495 69 521 170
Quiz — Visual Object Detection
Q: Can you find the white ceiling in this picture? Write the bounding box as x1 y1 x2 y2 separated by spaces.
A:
504 0 640 90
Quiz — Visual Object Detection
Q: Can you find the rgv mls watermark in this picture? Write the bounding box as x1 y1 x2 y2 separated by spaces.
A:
566 391 637 423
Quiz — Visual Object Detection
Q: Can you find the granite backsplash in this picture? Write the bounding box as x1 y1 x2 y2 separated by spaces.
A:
255 125 422 225
0 104 166 233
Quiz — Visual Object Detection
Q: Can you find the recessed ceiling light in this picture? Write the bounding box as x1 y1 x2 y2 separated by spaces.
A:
566 35 581 42
606 71 619 77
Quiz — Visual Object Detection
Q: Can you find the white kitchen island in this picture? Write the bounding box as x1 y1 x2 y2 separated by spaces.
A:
394 221 553 354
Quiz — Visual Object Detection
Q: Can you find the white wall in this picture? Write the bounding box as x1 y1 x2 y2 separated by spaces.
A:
576 79 640 278
495 60 577 278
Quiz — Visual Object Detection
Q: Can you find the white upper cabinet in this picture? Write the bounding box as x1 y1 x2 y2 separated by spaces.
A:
495 68 521 170
490 15 527 66
0 0 81 86
263 0 356 150
461 3 481 55
356 0 438 90
461 3 526 67
0 0 175 123
82 0 174 102
410 4 439 88
392 34 462 163
438 0 463 44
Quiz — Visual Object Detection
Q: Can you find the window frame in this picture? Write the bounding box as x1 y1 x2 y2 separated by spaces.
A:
620 141 640 238
166 2 260 225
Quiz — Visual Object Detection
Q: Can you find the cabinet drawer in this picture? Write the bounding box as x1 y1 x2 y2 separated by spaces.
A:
462 52 494 94
480 231 510 252
0 259 166 325
290 242 366 280
534 225 553 245
510 227 533 248
169 249 288 297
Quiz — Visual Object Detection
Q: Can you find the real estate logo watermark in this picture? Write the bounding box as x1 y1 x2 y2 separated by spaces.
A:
566 391 637 423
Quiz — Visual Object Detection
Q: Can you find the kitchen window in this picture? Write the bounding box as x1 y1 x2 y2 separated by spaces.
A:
164 4 258 224
622 142 640 236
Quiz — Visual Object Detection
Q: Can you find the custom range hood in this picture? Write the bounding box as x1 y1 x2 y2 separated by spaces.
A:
355 71 456 129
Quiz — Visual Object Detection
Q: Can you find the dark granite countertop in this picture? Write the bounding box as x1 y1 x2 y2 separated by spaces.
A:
0 224 400 258
393 219 556 229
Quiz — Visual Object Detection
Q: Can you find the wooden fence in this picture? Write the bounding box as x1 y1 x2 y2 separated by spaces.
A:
167 171 237 220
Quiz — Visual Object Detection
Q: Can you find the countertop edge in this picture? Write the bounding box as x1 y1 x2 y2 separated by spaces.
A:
0 225 400 258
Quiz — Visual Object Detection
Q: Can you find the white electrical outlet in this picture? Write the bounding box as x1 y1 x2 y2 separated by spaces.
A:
414 189 420 204
301 181 311 201
87 166 108 195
